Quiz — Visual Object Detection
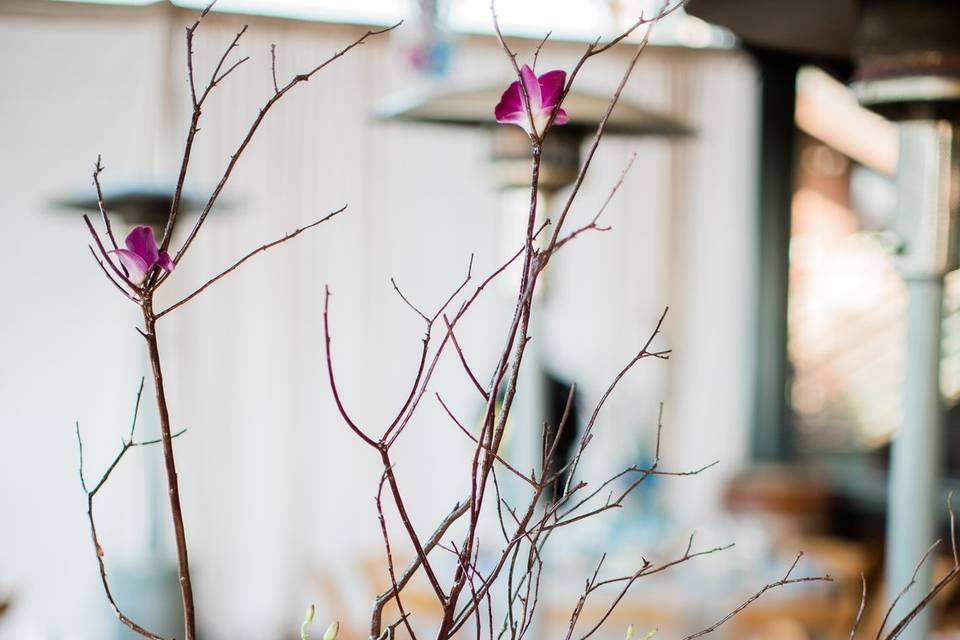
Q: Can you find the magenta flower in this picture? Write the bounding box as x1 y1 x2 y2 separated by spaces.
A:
494 64 568 138
111 225 174 284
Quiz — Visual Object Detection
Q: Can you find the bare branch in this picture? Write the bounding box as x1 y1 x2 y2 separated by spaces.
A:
370 499 472 637
391 277 431 324
378 449 448 604
156 206 347 318
443 315 488 400
877 540 941 639
323 287 377 448
376 469 418 640
91 156 122 259
75 380 187 640
543 4 681 255
270 44 280 94
87 246 139 303
170 22 401 269
552 153 636 253
682 553 833 640
436 393 535 487
532 30 552 70
849 574 867 640
160 2 246 256
880 493 960 640
574 534 735 640
84 214 139 292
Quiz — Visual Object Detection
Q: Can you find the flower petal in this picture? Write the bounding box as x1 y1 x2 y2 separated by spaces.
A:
537 69 566 110
520 64 542 112
125 225 160 265
494 79 525 123
553 107 569 125
157 251 175 273
111 249 150 284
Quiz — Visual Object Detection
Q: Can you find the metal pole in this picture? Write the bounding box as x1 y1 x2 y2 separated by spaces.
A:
887 277 943 638
885 120 959 639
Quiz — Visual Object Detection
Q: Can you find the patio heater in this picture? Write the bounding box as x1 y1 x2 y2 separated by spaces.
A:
687 1 960 636
377 83 688 288
56 186 203 639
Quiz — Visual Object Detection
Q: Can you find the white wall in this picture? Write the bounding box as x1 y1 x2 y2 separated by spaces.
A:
0 2 758 638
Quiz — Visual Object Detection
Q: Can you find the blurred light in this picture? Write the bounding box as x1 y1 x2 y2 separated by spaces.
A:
796 66 898 176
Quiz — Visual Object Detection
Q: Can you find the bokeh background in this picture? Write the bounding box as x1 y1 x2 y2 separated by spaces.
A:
1 1 958 639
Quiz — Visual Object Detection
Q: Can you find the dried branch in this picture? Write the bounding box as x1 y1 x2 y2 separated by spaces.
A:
532 30 552 70
436 393 536 487
378 449 448 602
376 469 418 640
84 214 139 293
682 553 833 639
849 574 867 640
270 44 280 94
323 286 378 448
390 277 431 324
489 1 536 139
443 316 488 400
552 153 636 253
91 156 123 259
370 499 472 638
876 540 941 639
880 493 960 640
87 245 138 303
560 309 670 499
160 1 249 255
170 22 402 270
76 380 187 640
156 205 347 318
572 533 735 640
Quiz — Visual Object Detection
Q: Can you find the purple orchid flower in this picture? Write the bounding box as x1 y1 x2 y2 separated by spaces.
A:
111 225 174 285
494 64 569 138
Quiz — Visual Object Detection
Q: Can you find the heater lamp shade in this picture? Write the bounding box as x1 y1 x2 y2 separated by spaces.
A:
376 83 691 137
686 0 857 60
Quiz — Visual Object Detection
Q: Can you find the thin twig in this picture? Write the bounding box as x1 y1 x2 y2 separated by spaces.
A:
87 246 139 303
91 156 123 260
682 553 832 639
156 206 347 318
170 22 401 269
532 30 552 70
880 493 960 640
270 44 280 94
849 574 867 640
76 380 187 640
876 540 941 639
376 469 418 640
